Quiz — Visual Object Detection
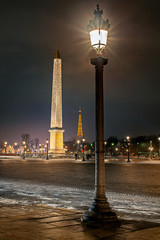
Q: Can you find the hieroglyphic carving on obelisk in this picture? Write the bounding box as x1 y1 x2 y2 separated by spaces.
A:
49 49 65 154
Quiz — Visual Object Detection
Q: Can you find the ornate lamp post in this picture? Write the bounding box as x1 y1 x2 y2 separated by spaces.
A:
82 138 85 161
126 136 130 162
83 5 117 224
46 139 49 160
4 142 7 155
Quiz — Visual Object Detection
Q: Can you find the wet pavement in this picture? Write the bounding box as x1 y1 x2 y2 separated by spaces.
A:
0 178 160 224
0 158 160 224
0 204 160 240
0 158 160 197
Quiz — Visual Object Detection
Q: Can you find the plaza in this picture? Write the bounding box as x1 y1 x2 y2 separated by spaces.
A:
0 1 160 239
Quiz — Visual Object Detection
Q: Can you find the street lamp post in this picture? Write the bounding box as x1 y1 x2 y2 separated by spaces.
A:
22 141 26 159
104 141 107 159
4 142 7 155
126 136 130 162
158 137 160 159
83 5 118 224
149 141 153 159
46 139 49 160
115 148 118 159
14 142 18 154
39 143 42 154
77 140 80 159
82 138 85 161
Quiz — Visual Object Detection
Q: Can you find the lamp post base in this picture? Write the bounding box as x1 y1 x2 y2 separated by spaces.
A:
82 196 118 225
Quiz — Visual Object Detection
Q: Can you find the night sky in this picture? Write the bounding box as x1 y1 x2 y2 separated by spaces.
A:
0 0 160 144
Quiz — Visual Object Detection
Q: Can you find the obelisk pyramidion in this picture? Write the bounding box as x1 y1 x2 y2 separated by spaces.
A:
49 49 65 155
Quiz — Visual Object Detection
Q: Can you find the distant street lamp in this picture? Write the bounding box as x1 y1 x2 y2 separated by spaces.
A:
149 141 153 159
83 5 117 224
39 143 42 153
115 148 118 159
22 141 26 159
104 141 107 159
126 136 130 162
82 138 85 161
158 137 160 159
46 139 49 160
14 142 18 154
33 145 36 153
77 140 80 159
4 141 7 155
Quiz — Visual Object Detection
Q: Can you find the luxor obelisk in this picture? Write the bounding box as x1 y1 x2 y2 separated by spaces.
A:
49 49 65 155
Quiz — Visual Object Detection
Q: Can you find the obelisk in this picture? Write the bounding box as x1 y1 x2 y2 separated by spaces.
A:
49 49 65 155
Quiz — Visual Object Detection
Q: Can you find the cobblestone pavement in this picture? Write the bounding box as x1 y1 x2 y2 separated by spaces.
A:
0 204 160 240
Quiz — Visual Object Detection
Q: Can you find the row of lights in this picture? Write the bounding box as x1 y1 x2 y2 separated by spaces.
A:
77 138 85 161
105 136 160 160
2 139 49 157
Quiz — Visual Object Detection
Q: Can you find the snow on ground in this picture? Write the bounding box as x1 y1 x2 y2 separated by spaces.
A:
0 178 159 223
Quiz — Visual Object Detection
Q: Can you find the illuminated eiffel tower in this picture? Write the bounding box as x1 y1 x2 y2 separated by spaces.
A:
77 108 83 141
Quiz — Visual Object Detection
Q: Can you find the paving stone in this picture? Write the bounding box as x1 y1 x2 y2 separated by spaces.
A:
52 220 81 227
0 205 160 240
86 228 115 238
38 215 81 223
62 224 86 233
101 236 125 240
38 223 59 229
120 226 160 240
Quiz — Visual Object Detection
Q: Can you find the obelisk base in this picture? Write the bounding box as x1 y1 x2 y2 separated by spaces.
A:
49 128 65 157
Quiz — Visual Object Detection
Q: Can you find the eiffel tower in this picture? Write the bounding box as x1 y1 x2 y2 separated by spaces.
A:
77 108 83 141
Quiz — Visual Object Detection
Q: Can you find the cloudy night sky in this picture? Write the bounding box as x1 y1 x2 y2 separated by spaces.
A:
0 0 160 144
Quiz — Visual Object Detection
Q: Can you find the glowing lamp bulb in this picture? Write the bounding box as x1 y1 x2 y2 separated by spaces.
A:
90 29 108 50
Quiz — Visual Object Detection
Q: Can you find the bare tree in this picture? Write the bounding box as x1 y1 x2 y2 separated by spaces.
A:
0 141 3 152
35 138 39 151
21 134 32 152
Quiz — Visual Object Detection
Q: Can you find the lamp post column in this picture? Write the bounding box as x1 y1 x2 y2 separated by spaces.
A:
83 143 85 161
82 138 85 161
83 56 117 224
93 56 107 199
77 140 80 159
149 141 153 159
5 145 6 155
4 142 7 156
127 144 130 162
46 139 49 160
22 141 26 159
126 136 130 162
158 137 160 159
104 142 107 159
